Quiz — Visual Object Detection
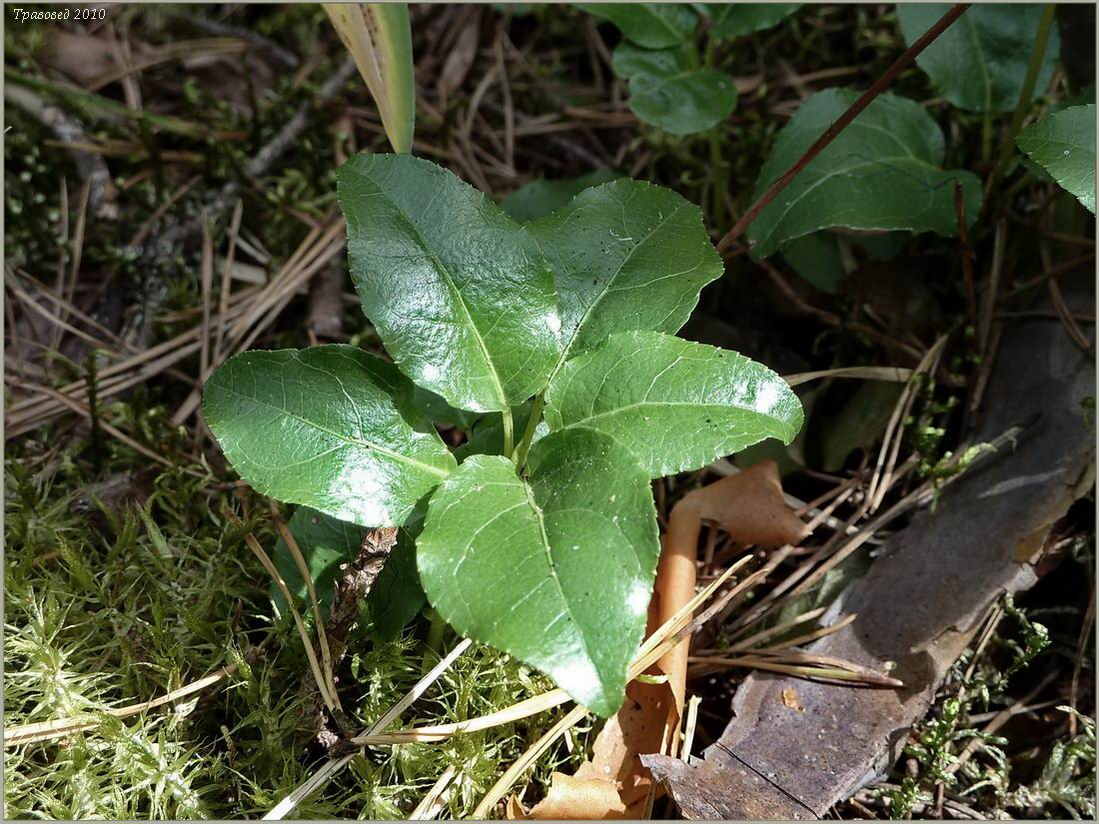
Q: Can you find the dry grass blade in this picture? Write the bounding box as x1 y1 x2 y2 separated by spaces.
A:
232 522 338 714
4 665 236 747
784 366 914 387
688 652 903 688
266 638 473 820
472 705 590 819
408 765 458 820
864 334 948 513
324 3 414 153
269 507 339 711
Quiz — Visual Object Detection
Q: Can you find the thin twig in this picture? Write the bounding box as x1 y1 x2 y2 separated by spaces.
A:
715 3 972 255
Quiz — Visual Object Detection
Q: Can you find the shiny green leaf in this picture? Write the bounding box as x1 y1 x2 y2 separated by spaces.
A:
1016 104 1096 213
897 3 1059 113
529 178 724 373
417 428 659 716
502 169 624 222
612 43 737 135
700 3 801 38
747 88 983 259
338 153 560 412
577 3 699 48
544 332 803 477
203 345 456 527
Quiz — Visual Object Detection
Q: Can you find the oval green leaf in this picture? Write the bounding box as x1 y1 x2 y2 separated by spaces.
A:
577 3 699 48
417 428 659 717
747 88 983 259
612 43 737 135
529 178 724 373
338 153 560 412
544 332 803 477
897 3 1060 113
203 345 456 527
502 169 624 223
700 3 801 39
1016 104 1096 213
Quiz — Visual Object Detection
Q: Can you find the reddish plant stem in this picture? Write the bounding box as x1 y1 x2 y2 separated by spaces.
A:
715 3 972 256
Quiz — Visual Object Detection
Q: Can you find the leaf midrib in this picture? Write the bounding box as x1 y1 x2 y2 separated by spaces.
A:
559 399 791 429
216 382 451 479
358 173 509 409
549 201 688 380
520 480 601 677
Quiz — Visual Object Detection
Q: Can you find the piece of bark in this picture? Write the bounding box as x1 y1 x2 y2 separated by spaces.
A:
298 526 398 741
646 285 1096 818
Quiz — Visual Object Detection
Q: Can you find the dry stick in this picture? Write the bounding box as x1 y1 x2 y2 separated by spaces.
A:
54 181 91 352
199 211 214 380
714 3 972 256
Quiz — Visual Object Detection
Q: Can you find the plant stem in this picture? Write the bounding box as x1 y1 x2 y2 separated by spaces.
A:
501 406 514 457
421 609 447 673
512 393 544 468
715 2 972 256
703 35 728 233
985 3 1057 208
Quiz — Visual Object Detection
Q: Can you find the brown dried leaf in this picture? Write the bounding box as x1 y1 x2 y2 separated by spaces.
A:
515 772 628 820
680 460 808 548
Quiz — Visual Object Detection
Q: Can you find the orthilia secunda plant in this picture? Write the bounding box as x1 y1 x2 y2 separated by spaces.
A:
202 153 803 717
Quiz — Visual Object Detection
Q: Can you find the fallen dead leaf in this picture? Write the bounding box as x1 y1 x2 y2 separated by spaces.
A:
518 460 809 819
508 772 627 820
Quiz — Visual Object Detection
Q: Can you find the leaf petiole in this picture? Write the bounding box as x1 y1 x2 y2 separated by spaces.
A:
512 393 544 468
502 406 515 457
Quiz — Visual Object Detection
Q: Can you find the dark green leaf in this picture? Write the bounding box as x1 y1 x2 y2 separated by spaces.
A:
338 153 560 412
747 89 983 259
1016 104 1096 213
203 345 456 527
529 178 723 373
502 169 624 222
272 507 426 637
781 233 845 293
700 3 801 38
417 428 659 717
897 3 1060 113
412 386 482 430
544 332 803 477
273 506 362 617
370 530 426 639
612 43 737 135
577 3 699 48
